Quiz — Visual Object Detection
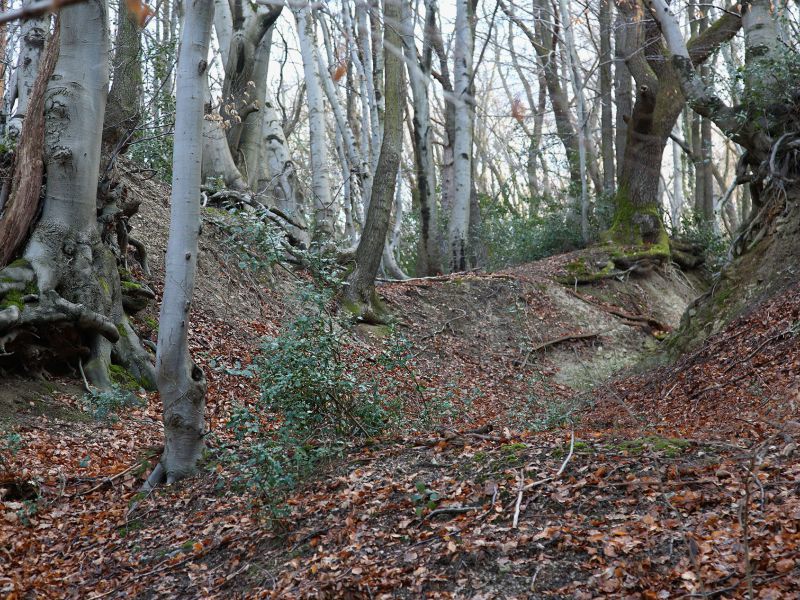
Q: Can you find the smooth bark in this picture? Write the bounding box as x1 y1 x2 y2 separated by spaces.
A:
155 0 214 484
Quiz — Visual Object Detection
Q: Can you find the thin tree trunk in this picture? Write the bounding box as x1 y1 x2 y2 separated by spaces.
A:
447 0 473 272
154 0 214 485
6 0 48 138
293 2 335 241
557 0 590 243
404 0 441 275
599 0 615 193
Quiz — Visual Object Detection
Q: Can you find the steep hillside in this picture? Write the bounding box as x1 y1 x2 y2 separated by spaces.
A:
2 167 798 598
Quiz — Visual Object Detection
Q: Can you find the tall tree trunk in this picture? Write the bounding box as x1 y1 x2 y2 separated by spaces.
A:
609 0 741 246
405 0 441 275
293 2 335 242
103 0 144 151
152 0 214 486
6 0 48 138
557 0 590 242
344 0 405 322
599 0 615 193
447 0 473 272
614 6 633 173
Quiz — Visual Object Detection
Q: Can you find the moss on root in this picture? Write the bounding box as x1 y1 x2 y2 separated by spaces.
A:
121 280 144 292
343 289 392 325
0 290 24 310
108 364 141 391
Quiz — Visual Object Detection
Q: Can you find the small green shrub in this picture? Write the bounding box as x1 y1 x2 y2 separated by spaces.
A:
477 194 594 270
220 278 463 512
82 385 144 421
678 211 729 274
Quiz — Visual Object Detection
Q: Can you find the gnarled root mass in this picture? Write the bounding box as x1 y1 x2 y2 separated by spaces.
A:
0 171 157 390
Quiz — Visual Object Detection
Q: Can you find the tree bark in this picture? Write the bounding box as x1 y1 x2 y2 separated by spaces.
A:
404 0 441 275
447 0 473 272
5 0 48 138
609 0 741 245
599 0 615 193
292 1 335 242
0 0 154 390
103 0 144 151
344 0 405 322
154 0 214 485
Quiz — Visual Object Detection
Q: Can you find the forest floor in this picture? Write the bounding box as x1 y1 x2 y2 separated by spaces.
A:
2 165 799 599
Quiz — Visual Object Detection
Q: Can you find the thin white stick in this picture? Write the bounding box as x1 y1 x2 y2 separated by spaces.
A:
556 429 575 478
512 468 524 528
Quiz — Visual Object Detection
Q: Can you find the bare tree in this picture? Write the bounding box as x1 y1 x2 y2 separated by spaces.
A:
147 0 215 486
344 0 406 321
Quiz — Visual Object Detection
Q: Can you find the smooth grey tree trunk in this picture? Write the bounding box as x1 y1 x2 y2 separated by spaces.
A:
6 0 48 138
153 0 214 485
447 0 473 272
292 1 335 241
404 0 441 275
599 0 615 193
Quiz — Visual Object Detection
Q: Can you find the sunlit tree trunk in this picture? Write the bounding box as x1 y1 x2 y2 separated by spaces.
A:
447 0 473 272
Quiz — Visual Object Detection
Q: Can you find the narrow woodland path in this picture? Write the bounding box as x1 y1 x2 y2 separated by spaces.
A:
2 194 799 598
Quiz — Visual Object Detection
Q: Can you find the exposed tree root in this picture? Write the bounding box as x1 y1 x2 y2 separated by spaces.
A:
565 288 672 333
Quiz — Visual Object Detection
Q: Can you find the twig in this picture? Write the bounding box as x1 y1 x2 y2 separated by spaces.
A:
78 358 91 393
74 461 141 497
722 328 794 374
424 505 480 520
556 429 575 478
739 454 755 600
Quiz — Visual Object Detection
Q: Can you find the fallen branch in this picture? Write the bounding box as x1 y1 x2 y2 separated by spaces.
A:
520 331 603 367
556 429 576 477
424 505 480 520
74 460 142 497
512 468 524 528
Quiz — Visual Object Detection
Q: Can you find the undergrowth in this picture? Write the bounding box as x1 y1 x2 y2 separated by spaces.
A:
216 258 459 516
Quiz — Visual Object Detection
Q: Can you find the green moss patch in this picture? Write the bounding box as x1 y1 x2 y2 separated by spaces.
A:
1 290 24 310
108 365 141 392
613 436 690 458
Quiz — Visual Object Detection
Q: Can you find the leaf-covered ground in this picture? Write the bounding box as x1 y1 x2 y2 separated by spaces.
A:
2 210 799 598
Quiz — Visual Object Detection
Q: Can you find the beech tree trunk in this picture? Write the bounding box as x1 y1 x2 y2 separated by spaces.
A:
6 0 48 138
344 0 405 322
599 0 615 193
152 0 214 485
447 0 473 272
609 0 741 246
103 0 144 151
405 0 441 275
0 0 155 390
292 1 335 241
